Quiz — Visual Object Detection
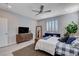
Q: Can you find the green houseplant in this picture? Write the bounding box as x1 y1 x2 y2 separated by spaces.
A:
65 21 78 36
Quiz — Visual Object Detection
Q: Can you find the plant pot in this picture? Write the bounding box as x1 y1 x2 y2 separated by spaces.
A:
70 33 74 37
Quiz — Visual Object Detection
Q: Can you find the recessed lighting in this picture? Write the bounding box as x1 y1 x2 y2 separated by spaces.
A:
8 5 12 8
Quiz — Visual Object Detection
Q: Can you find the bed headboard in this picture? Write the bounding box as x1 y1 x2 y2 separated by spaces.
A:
43 33 60 37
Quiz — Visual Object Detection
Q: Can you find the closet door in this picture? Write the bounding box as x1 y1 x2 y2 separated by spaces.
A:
0 17 8 47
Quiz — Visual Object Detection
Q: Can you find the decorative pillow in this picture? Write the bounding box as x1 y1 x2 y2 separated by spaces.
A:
66 37 76 44
58 36 69 43
71 39 79 49
43 36 51 40
53 35 57 37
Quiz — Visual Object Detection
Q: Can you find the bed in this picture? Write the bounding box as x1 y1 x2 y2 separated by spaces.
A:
35 37 59 55
56 41 79 56
35 33 60 55
35 33 79 56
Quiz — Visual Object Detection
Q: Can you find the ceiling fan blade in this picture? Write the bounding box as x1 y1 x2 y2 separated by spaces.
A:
36 12 41 15
32 10 39 12
36 13 40 15
44 10 51 12
40 5 44 12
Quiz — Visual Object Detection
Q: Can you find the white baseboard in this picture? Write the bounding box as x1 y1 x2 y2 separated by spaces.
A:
8 42 16 46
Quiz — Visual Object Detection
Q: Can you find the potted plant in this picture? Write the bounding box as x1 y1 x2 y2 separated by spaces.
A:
65 21 78 37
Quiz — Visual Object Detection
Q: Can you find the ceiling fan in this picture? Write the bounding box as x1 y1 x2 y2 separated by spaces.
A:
32 5 51 15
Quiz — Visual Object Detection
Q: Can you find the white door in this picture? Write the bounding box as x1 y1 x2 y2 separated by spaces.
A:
0 17 8 47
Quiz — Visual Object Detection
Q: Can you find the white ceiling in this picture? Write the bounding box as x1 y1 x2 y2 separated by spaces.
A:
0 3 79 20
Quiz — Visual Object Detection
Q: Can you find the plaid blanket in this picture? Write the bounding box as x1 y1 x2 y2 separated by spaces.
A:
55 41 79 56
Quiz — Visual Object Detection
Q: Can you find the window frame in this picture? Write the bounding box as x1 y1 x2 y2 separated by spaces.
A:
46 19 58 32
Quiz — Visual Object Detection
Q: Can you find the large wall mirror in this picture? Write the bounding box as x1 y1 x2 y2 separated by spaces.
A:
35 26 42 39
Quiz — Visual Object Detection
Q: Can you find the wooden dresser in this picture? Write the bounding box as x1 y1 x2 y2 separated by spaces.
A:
16 33 33 43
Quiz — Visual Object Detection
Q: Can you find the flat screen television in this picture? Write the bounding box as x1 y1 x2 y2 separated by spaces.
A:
18 27 29 34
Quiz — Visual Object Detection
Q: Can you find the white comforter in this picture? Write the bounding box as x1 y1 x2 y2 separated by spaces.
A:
35 37 59 55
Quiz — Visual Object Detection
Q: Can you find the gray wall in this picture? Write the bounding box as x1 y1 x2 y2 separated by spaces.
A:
37 11 79 36
0 9 37 45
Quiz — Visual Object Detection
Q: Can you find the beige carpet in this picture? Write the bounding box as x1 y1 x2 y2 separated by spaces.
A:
13 44 52 56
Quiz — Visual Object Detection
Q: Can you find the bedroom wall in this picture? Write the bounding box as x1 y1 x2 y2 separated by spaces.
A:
37 11 79 36
0 9 37 45
58 12 79 36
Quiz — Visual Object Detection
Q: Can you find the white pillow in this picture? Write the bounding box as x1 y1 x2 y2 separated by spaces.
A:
53 35 57 37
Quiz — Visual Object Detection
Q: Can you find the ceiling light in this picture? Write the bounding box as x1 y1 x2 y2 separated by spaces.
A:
8 5 12 8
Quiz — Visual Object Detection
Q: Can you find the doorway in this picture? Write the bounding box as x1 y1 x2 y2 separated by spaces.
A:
0 16 8 47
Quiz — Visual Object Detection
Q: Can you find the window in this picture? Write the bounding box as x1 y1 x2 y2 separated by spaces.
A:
46 20 58 32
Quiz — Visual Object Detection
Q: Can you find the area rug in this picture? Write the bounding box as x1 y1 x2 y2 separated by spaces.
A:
12 44 52 56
